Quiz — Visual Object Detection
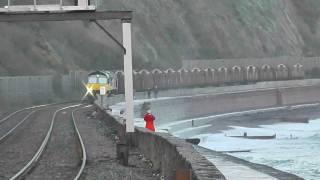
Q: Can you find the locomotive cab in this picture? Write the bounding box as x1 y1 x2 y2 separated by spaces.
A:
86 71 117 97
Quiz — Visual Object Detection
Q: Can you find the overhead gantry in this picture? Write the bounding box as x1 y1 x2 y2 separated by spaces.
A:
1 0 95 12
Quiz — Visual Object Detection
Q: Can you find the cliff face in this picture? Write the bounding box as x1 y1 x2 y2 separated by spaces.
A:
0 0 320 75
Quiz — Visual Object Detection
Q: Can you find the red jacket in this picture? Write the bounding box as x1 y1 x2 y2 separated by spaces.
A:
144 113 155 131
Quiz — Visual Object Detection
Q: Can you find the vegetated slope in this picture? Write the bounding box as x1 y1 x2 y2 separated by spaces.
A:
0 0 320 75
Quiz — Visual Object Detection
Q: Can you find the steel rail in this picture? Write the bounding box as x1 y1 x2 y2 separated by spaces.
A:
72 107 87 180
9 104 82 180
0 103 74 144
0 104 52 125
0 110 36 143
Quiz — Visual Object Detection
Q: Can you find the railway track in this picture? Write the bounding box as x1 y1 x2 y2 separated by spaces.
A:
0 104 50 126
0 103 88 180
0 104 53 144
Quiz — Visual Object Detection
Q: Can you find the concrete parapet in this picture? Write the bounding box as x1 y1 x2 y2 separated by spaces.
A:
100 112 226 180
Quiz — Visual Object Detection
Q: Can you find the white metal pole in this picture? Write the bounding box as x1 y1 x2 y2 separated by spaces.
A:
77 0 88 8
34 0 37 10
122 22 134 133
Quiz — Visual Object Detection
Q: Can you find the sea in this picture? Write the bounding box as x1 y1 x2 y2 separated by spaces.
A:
194 120 320 180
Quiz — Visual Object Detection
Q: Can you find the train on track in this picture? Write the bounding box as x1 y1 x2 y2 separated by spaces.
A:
86 71 117 97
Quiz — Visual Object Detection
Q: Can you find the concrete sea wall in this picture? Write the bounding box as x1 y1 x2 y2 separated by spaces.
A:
100 112 226 180
134 83 320 128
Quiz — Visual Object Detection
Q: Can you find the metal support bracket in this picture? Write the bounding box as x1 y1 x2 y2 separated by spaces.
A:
92 20 127 54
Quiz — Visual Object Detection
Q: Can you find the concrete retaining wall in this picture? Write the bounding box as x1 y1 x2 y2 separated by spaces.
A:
0 75 54 106
183 89 279 116
280 85 320 105
0 71 87 109
133 83 320 128
100 112 226 180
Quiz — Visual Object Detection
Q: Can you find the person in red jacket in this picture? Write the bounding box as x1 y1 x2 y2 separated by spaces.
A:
144 110 156 132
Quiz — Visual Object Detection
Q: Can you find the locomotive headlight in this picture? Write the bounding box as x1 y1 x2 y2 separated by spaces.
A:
86 86 94 96
81 81 94 100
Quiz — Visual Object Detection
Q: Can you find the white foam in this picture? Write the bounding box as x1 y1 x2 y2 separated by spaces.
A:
195 119 320 180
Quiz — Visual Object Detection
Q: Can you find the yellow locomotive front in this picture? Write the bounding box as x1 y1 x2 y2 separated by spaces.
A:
86 71 117 97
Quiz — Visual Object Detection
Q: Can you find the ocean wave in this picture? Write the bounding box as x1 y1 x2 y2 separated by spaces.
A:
307 133 320 139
